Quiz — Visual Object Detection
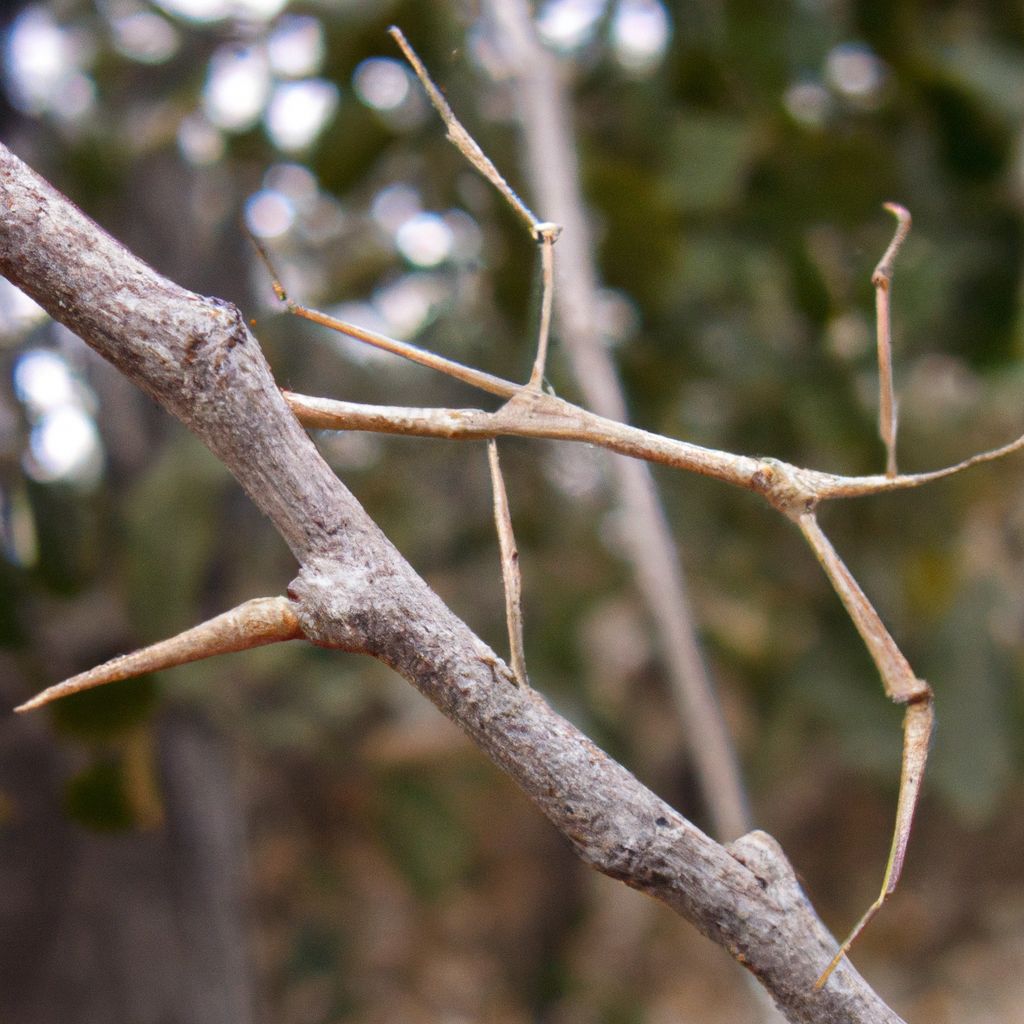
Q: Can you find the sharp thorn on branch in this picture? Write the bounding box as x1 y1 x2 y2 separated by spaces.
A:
17 596 303 712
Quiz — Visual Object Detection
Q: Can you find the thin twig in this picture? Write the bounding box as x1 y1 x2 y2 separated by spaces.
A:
487 440 528 686
873 203 911 478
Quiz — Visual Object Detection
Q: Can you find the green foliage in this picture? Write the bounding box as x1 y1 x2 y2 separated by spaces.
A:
48 676 158 742
123 435 230 639
63 755 136 832
376 771 472 900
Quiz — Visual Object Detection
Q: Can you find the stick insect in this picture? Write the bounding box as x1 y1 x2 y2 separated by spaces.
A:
20 24 1024 992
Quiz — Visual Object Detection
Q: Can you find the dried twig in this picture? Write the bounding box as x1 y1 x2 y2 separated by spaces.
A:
282 389 1024 503
389 25 539 233
527 222 561 388
250 231 517 398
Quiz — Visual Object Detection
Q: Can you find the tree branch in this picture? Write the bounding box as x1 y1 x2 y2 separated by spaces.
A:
1 143 907 1021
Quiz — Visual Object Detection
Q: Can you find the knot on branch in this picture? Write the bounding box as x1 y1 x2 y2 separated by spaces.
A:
728 830 804 901
289 557 384 654
750 458 821 519
182 298 250 376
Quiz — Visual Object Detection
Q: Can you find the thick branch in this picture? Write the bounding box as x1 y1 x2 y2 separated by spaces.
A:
0 142 904 1022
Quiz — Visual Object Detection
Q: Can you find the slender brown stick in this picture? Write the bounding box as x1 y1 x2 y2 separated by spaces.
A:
487 440 528 686
284 385 1024 505
17 597 303 712
873 203 911 478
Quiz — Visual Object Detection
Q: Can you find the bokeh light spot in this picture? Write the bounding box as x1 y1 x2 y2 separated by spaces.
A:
784 80 830 128
264 79 338 151
826 42 886 105
245 189 295 238
611 0 670 75
203 45 271 131
268 15 324 77
112 12 179 65
536 0 607 51
14 349 75 414
177 112 225 165
0 280 48 336
353 57 410 111
395 212 454 267
26 405 103 485
4 6 96 119
371 183 422 234
153 0 229 25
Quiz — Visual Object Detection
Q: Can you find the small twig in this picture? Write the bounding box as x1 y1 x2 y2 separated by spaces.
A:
17 596 303 712
796 513 933 986
487 440 528 686
873 203 911 478
389 26 540 234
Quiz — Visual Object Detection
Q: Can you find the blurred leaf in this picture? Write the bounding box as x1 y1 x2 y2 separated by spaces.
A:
664 113 759 213
377 771 471 900
48 676 158 741
123 434 230 639
0 558 26 647
926 582 1014 825
26 480 102 596
939 40 1024 122
63 755 135 832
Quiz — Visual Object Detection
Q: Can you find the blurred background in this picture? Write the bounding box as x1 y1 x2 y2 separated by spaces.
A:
2 1 1024 1021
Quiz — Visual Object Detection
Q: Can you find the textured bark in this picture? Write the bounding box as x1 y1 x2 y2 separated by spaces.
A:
0 142 907 1023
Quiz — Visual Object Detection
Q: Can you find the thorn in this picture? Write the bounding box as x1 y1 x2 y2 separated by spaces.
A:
17 596 303 712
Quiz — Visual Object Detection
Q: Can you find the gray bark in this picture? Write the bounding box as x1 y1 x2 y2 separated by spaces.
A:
0 141 906 1024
